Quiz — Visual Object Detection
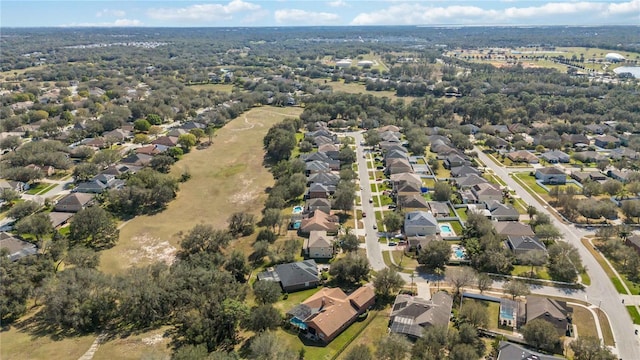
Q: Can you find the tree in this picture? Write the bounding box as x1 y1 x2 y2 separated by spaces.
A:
133 119 151 132
622 200 640 222
119 264 173 329
0 136 21 151
334 181 356 212
449 343 481 360
602 179 623 196
411 325 448 360
518 250 548 277
264 128 296 162
66 246 100 269
570 337 616 360
0 188 20 203
249 331 296 360
262 208 282 232
375 334 409 360
190 128 205 141
503 279 530 300
373 268 405 298
522 319 562 352
418 240 452 271
224 250 249 283
548 242 582 283
2 167 42 183
245 304 281 332
447 266 477 296
256 229 277 244
7 200 40 221
72 163 100 182
383 212 403 233
69 206 119 249
534 224 562 243
146 113 163 125
476 273 493 293
340 229 360 253
433 182 452 201
150 154 176 173
364 129 381 146
178 133 197 151
329 253 370 284
253 280 282 305
14 213 53 247
344 344 373 360
92 149 121 168
178 224 231 258
227 212 255 237
460 299 489 328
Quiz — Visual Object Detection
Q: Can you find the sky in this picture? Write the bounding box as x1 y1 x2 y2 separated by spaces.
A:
1 0 638 27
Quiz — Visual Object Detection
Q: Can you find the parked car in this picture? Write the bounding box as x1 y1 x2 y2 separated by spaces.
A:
362 212 366 217
369 198 373 203
388 242 397 246
373 224 377 230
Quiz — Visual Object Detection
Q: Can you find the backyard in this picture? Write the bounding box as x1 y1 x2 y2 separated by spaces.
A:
100 105 303 274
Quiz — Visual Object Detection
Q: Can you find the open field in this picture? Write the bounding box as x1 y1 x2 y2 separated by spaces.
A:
336 308 389 359
186 83 235 93
92 328 172 360
0 311 96 360
311 79 416 103
99 106 303 274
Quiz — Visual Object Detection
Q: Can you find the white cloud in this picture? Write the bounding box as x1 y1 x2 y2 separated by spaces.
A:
350 1 639 25
96 9 126 18
147 0 261 22
328 0 348 7
62 19 143 27
275 9 340 24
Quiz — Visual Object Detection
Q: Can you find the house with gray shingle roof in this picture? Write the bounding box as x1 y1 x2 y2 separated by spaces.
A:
257 259 320 293
505 235 547 256
404 211 439 237
389 292 453 339
0 232 37 261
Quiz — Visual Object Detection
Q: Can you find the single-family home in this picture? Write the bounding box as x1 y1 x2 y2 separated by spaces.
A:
608 169 636 183
103 128 133 142
450 165 480 178
454 174 489 189
540 150 570 164
378 125 401 133
166 128 188 137
391 172 422 191
611 147 640 160
398 194 430 211
299 211 338 234
404 211 439 237
136 144 169 155
307 172 340 187
305 231 334 259
317 143 340 159
120 153 153 167
471 183 502 203
26 164 55 177
286 286 375 343
443 154 469 169
535 167 567 185
313 135 335 147
307 183 331 199
625 234 640 254
384 149 409 163
428 201 450 218
486 200 519 221
389 292 453 339
526 296 571 336
396 180 422 194
594 135 620 148
494 221 535 237
75 174 124 194
497 342 558 360
152 136 179 147
54 193 95 213
305 198 332 215
386 158 413 175
505 235 547 256
561 133 590 146
506 150 539 164
0 232 37 261
305 161 330 175
48 211 74 229
257 259 320 293
585 124 604 135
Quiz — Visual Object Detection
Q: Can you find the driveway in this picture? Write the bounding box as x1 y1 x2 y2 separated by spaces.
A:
476 146 639 359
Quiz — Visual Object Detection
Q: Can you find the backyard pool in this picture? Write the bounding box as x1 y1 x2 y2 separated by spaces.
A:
292 206 303 214
290 317 307 330
451 245 467 260
439 223 456 237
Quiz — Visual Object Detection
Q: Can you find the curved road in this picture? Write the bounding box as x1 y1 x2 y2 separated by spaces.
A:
476 147 640 359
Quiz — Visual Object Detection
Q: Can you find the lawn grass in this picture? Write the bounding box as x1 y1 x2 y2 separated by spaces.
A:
449 221 463 236
336 309 389 359
455 208 468 221
390 250 419 271
25 181 53 195
594 308 615 346
512 172 548 197
273 287 322 314
276 309 382 360
462 299 500 330
0 310 96 360
571 306 598 339
627 306 640 325
92 327 172 360
580 270 591 286
511 265 551 280
434 164 451 179
186 83 235 93
422 178 436 188
581 238 631 294
99 106 303 274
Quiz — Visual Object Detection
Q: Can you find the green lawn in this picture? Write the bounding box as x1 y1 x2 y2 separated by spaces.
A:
25 182 53 195
511 265 551 280
390 250 419 272
627 306 640 325
449 221 463 236
273 287 322 314
594 308 615 346
455 208 468 221
462 299 501 330
337 309 389 359
512 172 547 196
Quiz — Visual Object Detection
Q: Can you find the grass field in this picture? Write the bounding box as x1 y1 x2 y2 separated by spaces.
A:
99 106 303 274
25 181 55 195
312 79 416 103
336 309 389 359
186 83 235 93
92 327 172 360
571 306 598 339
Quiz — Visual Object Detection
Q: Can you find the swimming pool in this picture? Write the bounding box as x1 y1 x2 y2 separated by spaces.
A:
451 245 467 260
440 225 452 232
292 206 303 214
439 223 456 236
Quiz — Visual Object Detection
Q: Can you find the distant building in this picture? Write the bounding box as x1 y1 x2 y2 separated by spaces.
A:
605 53 625 62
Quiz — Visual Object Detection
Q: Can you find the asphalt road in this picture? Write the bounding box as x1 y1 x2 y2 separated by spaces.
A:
475 147 640 359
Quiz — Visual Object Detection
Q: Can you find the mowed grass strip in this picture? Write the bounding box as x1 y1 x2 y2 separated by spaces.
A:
100 106 303 274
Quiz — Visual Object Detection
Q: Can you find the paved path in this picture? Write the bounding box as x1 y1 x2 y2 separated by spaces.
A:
77 333 106 360
476 147 640 359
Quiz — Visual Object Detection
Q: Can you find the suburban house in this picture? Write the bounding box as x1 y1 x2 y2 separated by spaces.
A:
585 124 604 135
428 201 450 218
404 211 439 237
257 260 320 293
286 286 375 343
389 292 453 339
486 200 519 221
398 194 429 211
494 222 535 237
26 164 55 177
594 135 620 148
443 154 469 169
391 172 422 190
0 180 28 193
0 232 37 261
305 231 334 259
48 211 74 229
54 192 95 213
535 167 567 185
307 172 340 187
152 136 179 147
471 183 502 203
386 158 414 175
540 150 570 163
396 180 422 194
75 173 124 194
305 161 331 175
454 174 488 189
561 133 590 146
305 198 331 215
497 341 558 360
505 235 547 256
526 296 571 336
625 234 640 254
307 183 331 199
450 165 480 178
120 153 153 167
506 150 539 164
299 211 338 234
136 144 168 155
608 169 635 183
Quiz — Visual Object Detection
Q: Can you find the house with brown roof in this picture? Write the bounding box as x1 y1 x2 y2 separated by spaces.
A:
286 286 375 343
305 231 335 259
305 198 331 215
389 292 453 339
398 193 429 211
625 234 640 254
506 150 539 164
526 296 571 336
561 133 590 146
494 221 535 237
299 211 338 235
54 193 95 213
48 211 74 229
152 136 179 147
594 135 620 148
386 158 413 175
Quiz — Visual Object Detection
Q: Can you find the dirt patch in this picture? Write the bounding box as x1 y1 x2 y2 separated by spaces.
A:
127 234 177 267
141 333 165 346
